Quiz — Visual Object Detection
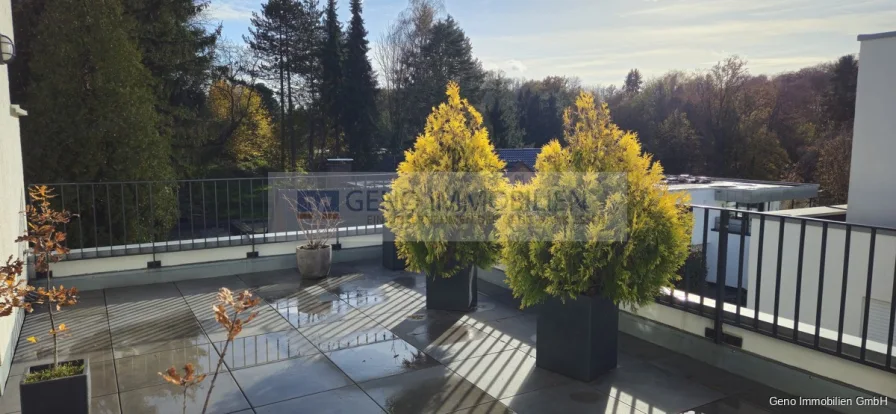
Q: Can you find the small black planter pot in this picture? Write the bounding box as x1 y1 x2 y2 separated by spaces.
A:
20 359 90 414
382 228 406 271
536 294 618 382
425 265 478 311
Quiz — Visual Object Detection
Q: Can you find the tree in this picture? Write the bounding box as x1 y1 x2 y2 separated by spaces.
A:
24 0 177 246
209 80 279 173
320 0 345 157
382 82 507 278
374 0 444 152
341 0 379 169
405 16 484 143
496 93 692 308
623 69 643 95
822 55 859 132
655 110 702 174
246 0 301 170
10 0 48 106
122 0 219 178
480 71 523 148
816 132 852 204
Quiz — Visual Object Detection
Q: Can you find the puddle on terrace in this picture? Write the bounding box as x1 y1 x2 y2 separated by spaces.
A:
318 330 399 352
270 296 356 326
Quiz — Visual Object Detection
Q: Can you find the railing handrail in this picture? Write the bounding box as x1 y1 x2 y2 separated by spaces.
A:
689 204 896 233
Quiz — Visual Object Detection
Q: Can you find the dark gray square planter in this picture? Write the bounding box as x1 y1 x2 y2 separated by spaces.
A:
20 359 90 414
536 294 618 382
425 266 478 311
382 228 406 271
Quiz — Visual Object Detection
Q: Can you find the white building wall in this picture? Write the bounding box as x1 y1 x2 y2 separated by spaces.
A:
0 0 28 395
747 216 896 341
846 32 896 227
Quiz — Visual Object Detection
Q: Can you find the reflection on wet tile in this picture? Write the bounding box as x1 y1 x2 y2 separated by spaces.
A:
359 365 495 414
298 316 393 349
254 385 384 414
334 287 426 317
217 330 318 369
238 268 303 293
114 344 218 392
447 349 569 400
588 360 724 414
263 289 363 328
119 371 250 414
231 354 352 407
326 337 438 382
685 396 772 414
500 382 635 414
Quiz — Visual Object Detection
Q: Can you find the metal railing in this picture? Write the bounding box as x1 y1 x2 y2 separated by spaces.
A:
27 178 896 374
28 174 395 260
659 205 896 375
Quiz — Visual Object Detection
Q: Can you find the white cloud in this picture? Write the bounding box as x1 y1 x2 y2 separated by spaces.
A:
207 1 255 21
506 59 528 73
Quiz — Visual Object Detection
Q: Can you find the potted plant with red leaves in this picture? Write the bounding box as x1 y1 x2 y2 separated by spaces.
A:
15 186 84 414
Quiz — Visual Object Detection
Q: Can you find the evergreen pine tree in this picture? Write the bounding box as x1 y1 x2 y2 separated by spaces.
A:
320 0 345 157
623 69 643 95
122 0 219 177
247 0 301 170
341 0 379 169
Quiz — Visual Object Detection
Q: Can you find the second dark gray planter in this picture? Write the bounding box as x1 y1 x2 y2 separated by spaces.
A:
382 228 406 271
20 359 90 414
425 265 478 311
536 294 618 382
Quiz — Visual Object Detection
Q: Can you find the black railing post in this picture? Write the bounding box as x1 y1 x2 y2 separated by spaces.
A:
714 210 730 344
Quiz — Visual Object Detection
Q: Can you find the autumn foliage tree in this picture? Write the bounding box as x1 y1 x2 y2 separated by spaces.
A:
209 79 280 173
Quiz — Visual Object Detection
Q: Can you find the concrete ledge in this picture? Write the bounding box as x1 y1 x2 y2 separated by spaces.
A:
45 245 380 292
476 266 896 414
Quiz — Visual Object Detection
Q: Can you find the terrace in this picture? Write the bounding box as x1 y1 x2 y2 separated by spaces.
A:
0 260 840 414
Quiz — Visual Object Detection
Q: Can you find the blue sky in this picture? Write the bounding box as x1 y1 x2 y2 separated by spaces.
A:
207 0 896 86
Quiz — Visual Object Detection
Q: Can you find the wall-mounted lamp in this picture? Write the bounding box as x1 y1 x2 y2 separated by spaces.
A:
0 34 15 65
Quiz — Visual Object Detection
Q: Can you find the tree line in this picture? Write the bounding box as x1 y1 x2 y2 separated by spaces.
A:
12 0 857 208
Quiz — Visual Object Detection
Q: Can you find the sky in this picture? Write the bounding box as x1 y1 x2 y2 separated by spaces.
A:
207 0 896 86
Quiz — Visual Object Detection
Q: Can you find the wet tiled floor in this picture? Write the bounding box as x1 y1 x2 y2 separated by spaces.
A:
0 260 836 413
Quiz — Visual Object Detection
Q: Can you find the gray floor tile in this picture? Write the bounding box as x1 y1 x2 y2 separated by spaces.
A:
192 299 294 343
119 371 250 414
254 385 385 414
92 393 122 414
618 333 675 362
586 360 725 414
648 352 762 396
403 319 524 364
326 337 439 382
216 330 319 370
685 396 772 414
175 275 249 295
462 315 537 348
450 400 515 414
238 268 304 293
114 343 220 392
0 376 21 414
447 349 570 400
16 310 113 359
230 354 352 407
358 365 495 414
105 282 182 304
500 382 639 414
